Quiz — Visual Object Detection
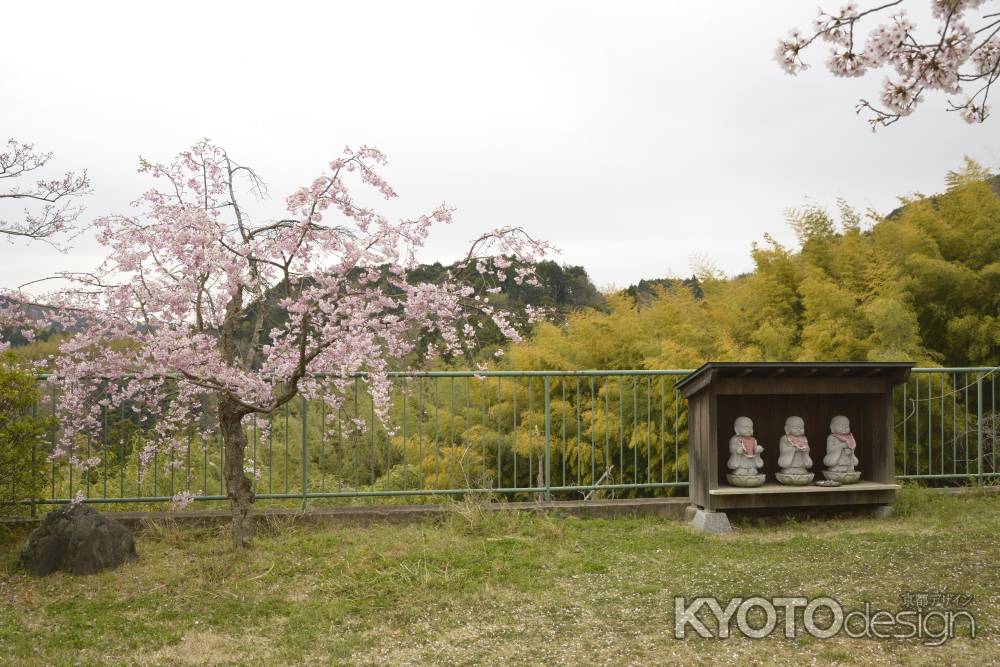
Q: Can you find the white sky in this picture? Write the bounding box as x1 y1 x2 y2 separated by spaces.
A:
2 1 998 292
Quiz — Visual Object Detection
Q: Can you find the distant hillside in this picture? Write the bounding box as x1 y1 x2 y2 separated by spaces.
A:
0 296 83 347
233 258 607 361
405 259 606 314
5 259 606 354
620 276 703 305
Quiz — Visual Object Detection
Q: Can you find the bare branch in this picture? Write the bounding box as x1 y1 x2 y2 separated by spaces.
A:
0 139 91 246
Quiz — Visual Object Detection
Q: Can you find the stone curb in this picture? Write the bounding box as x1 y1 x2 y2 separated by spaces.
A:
2 496 691 531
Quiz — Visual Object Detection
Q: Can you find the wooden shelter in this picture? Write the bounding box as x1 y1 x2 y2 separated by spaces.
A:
676 362 913 511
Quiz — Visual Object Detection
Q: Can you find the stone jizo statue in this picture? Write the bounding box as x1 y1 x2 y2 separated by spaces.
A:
776 416 814 485
823 415 861 483
726 416 765 487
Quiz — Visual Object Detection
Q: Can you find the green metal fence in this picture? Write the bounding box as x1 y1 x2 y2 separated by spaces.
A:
11 367 998 513
897 368 998 483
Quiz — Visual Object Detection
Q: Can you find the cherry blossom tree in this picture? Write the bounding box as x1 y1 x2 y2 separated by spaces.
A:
41 141 550 548
1 139 90 244
776 1 1000 127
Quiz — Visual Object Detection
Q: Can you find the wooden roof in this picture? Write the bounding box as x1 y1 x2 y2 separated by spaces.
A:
676 361 914 396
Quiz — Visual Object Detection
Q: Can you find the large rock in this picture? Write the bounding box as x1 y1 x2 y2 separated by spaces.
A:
19 504 137 576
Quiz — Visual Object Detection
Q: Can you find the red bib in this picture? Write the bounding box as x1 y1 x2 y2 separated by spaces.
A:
787 434 809 450
831 432 856 450
737 436 757 457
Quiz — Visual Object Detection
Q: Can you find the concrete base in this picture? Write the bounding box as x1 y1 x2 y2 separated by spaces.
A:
2 496 691 531
690 508 732 534
871 504 894 519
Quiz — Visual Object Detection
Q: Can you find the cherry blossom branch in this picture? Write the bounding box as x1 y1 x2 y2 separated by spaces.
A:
777 1 1000 128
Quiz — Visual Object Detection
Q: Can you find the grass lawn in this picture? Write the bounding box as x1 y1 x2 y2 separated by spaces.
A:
2 487 1000 666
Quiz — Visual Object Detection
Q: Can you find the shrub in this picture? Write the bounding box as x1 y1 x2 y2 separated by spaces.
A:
0 354 50 515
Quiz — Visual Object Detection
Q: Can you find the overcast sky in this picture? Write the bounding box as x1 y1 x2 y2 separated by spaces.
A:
3 1 998 292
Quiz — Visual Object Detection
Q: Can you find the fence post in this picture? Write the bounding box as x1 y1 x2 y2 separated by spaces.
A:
977 374 984 485
544 376 551 501
301 395 308 510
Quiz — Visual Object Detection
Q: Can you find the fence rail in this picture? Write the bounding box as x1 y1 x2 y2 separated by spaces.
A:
11 367 998 514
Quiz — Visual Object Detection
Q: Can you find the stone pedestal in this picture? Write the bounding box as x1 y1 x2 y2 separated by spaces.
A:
690 508 732 534
726 473 766 487
822 470 862 484
776 472 814 485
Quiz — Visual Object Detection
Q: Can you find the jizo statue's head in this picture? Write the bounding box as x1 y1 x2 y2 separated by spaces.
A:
734 416 754 436
784 416 805 436
830 415 851 434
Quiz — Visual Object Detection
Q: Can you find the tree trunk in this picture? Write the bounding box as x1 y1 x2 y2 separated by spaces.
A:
219 395 254 549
